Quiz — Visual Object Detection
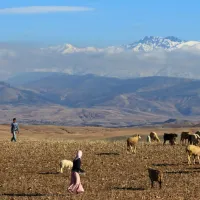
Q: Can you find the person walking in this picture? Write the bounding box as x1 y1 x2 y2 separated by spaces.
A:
11 118 19 142
68 150 85 194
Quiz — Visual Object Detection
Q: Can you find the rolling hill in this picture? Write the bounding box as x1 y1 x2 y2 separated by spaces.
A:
1 73 200 126
0 81 51 105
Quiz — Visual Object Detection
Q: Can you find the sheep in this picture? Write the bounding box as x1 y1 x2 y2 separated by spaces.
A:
149 132 160 143
180 131 190 145
188 134 200 145
147 135 151 143
147 167 163 189
127 134 141 154
59 160 73 173
186 145 200 165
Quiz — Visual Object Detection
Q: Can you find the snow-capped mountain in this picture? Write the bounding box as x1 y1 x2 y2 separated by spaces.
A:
124 36 185 52
41 44 124 54
2 35 200 81
41 44 101 54
41 36 200 54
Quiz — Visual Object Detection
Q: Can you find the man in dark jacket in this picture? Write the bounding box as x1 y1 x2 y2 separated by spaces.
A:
11 118 19 142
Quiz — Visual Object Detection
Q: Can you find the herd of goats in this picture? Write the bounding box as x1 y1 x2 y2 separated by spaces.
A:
59 130 200 190
126 131 200 154
126 130 200 189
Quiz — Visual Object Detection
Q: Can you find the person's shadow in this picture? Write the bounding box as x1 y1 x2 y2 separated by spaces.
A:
0 193 67 197
38 172 60 175
112 187 145 191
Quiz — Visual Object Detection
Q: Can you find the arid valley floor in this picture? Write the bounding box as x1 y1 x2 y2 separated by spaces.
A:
1 125 200 200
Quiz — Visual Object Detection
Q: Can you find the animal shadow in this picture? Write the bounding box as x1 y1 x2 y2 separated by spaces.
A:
96 152 120 156
112 187 145 191
165 170 200 174
39 171 60 175
186 167 200 170
152 163 178 167
0 193 66 197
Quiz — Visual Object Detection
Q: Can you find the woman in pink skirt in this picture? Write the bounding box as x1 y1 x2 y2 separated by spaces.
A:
68 150 85 194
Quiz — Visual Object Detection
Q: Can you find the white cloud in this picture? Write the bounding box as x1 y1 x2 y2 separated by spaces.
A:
1 43 200 80
33 68 59 72
0 6 94 14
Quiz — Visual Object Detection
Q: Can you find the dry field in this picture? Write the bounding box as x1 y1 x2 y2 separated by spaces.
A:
1 125 200 200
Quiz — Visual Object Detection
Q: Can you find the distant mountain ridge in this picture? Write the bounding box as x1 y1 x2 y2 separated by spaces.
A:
0 81 50 105
123 36 185 52
42 36 200 53
2 73 200 126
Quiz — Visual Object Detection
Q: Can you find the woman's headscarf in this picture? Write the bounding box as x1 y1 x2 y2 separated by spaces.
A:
75 150 82 160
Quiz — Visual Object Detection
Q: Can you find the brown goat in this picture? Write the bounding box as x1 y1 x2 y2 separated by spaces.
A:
148 167 163 189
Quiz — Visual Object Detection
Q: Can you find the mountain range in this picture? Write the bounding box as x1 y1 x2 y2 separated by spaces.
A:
1 36 200 80
0 73 200 127
42 36 200 54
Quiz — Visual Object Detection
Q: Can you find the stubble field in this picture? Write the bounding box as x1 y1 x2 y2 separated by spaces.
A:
1 125 200 200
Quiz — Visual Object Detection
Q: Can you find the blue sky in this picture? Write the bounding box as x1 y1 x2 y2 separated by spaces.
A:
0 0 200 47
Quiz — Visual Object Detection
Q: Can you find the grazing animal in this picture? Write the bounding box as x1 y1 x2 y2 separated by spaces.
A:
127 134 141 154
195 131 200 137
149 132 160 143
59 160 73 173
163 133 178 145
180 132 190 145
147 135 151 143
186 145 200 165
147 167 163 189
188 134 200 145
